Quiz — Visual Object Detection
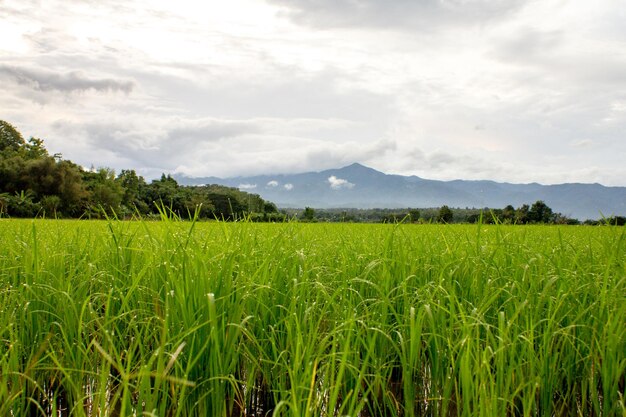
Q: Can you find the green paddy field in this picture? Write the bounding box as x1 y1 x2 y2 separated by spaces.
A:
0 219 624 416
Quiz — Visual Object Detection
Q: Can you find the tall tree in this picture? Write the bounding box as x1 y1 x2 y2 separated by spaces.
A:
301 206 315 221
0 154 28 193
116 169 149 213
84 168 124 216
24 137 49 159
147 174 185 215
501 204 515 223
528 200 554 223
54 160 87 215
515 204 530 224
437 205 453 223
0 120 26 155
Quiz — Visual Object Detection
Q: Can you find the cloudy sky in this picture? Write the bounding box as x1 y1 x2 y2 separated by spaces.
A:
1 0 625 185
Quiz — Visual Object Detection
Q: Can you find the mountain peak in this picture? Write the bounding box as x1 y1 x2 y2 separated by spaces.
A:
337 162 379 173
344 162 366 169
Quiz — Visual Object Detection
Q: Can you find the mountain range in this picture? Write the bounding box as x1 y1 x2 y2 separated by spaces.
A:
174 163 626 220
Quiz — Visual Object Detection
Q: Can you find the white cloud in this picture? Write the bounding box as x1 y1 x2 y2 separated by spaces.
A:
328 176 355 190
284 183 294 190
267 180 279 187
238 183 257 190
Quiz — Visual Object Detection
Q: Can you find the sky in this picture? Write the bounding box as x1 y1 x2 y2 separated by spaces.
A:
1 0 625 186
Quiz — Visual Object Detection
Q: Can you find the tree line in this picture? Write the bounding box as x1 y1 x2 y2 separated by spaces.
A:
0 120 283 220
289 204 625 225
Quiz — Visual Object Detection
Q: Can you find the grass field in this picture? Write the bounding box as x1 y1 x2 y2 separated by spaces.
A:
0 218 624 416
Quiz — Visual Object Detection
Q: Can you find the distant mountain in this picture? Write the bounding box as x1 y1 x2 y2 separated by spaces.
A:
173 163 626 220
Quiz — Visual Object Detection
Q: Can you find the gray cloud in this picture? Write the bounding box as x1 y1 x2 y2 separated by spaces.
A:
495 28 563 62
492 27 626 90
50 117 264 173
0 65 134 93
166 119 262 143
403 147 486 173
270 0 528 29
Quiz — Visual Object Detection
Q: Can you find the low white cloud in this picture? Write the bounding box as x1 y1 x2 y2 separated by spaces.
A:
284 183 294 190
328 176 355 190
238 183 257 190
267 180 279 187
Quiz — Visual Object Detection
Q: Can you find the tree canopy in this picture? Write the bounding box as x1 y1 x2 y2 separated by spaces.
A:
0 120 26 155
283 201 585 225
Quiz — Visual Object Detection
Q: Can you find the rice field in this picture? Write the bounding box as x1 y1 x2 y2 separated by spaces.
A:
0 218 624 416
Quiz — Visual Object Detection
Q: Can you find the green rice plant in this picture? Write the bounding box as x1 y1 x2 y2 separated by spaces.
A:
0 219 624 416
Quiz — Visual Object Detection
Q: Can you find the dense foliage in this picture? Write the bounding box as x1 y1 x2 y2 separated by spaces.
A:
288 202 593 224
0 120 281 220
0 219 624 416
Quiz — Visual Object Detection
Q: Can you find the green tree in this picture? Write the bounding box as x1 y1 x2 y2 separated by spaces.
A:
437 205 453 223
0 122 87 217
147 174 189 216
606 216 626 226
0 154 28 193
84 168 124 217
206 191 245 220
116 169 150 214
54 160 87 216
0 120 26 155
301 206 316 221
264 201 278 213
6 190 41 217
23 157 57 197
515 204 530 224
528 200 554 223
181 187 214 218
40 195 61 217
24 137 49 159
501 204 515 223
